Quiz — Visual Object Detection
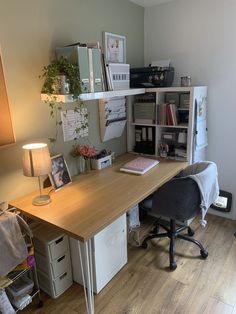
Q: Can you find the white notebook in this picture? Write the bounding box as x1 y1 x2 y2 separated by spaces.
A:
120 157 159 175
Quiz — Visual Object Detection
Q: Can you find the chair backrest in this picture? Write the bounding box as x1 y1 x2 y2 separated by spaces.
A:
152 176 201 221
147 161 219 222
178 161 219 212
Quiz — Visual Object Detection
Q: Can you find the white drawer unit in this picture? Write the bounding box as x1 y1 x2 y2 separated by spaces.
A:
33 227 69 261
37 269 73 299
35 251 71 279
70 214 127 294
33 224 73 298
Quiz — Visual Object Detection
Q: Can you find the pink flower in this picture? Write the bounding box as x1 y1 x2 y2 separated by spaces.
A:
71 144 97 158
78 145 97 158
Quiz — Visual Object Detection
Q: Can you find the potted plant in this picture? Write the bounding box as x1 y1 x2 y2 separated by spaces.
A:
40 56 88 145
41 56 81 98
71 144 97 173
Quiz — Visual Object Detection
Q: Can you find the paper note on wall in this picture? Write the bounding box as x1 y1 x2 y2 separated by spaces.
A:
61 108 88 142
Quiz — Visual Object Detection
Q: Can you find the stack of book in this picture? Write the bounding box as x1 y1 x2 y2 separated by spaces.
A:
56 42 130 93
157 103 178 126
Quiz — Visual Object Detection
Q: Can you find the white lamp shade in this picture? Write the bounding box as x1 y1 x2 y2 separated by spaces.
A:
22 143 52 177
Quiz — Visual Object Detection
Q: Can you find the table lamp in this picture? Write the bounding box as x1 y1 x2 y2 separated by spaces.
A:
22 143 52 206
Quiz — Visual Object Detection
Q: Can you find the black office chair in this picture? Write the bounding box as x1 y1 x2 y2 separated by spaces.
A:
140 170 210 271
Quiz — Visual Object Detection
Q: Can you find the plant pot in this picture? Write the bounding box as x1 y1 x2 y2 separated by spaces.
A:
52 75 70 94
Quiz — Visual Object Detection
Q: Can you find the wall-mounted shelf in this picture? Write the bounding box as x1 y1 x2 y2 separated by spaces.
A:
41 88 145 103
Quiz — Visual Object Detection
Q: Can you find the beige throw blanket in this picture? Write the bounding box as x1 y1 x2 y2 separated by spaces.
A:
0 212 28 276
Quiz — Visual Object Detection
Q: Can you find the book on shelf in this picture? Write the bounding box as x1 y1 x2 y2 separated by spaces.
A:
88 48 103 92
135 93 156 103
101 52 108 91
120 157 159 175
104 63 130 91
157 103 178 126
63 41 100 49
169 104 178 126
108 63 130 91
105 64 114 91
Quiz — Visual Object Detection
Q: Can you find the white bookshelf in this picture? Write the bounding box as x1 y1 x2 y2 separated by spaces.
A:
127 86 208 163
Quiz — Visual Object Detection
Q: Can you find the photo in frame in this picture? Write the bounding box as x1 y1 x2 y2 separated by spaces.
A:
103 32 126 63
49 154 72 191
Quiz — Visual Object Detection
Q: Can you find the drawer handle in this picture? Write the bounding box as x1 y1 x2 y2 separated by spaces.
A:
57 255 65 262
55 237 63 244
59 272 67 280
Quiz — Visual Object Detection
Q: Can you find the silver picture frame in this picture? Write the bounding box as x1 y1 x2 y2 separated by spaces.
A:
49 154 72 191
103 32 126 63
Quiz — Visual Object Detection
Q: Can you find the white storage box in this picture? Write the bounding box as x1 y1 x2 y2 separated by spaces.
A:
91 155 112 170
6 276 34 301
108 63 130 90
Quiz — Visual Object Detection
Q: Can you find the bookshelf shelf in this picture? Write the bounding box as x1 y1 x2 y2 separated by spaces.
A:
157 124 188 129
131 122 156 127
41 88 145 103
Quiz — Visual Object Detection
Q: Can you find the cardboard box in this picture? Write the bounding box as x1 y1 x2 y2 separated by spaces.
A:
180 93 190 108
165 92 179 106
133 102 156 123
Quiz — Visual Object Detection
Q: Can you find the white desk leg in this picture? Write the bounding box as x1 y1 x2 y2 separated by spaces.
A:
78 239 95 314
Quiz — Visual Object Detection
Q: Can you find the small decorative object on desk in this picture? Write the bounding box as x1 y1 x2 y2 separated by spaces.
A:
49 154 72 190
71 144 97 173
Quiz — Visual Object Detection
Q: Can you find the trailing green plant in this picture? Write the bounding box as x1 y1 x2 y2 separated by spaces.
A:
40 56 82 98
40 56 88 145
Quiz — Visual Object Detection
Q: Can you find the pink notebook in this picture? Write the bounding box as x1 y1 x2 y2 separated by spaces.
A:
120 157 159 175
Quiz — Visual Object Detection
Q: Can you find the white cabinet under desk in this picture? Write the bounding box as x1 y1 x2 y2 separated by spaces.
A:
69 214 127 294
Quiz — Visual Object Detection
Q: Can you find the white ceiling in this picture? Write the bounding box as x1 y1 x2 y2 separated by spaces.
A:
129 0 175 7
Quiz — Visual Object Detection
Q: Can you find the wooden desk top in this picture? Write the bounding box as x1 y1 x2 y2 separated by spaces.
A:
10 154 188 242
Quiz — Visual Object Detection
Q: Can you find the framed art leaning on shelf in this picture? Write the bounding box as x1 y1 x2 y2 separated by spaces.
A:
103 32 126 63
49 154 72 191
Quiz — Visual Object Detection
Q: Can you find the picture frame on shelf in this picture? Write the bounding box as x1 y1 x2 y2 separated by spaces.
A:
49 154 72 191
103 32 126 63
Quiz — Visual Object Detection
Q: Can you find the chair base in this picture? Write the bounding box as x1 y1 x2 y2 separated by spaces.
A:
141 218 208 270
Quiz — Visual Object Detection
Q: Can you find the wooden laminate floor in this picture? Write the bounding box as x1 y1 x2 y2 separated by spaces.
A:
22 214 236 314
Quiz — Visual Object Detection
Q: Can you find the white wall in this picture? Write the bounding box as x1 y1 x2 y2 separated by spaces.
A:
144 0 236 219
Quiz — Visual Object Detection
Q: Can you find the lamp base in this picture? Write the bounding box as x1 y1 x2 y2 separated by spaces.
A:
33 195 51 206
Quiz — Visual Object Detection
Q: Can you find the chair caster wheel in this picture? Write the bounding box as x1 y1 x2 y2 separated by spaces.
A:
141 241 148 249
170 262 177 271
187 227 195 236
200 249 208 259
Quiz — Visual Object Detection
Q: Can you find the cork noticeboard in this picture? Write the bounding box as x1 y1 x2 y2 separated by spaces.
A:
0 54 15 146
